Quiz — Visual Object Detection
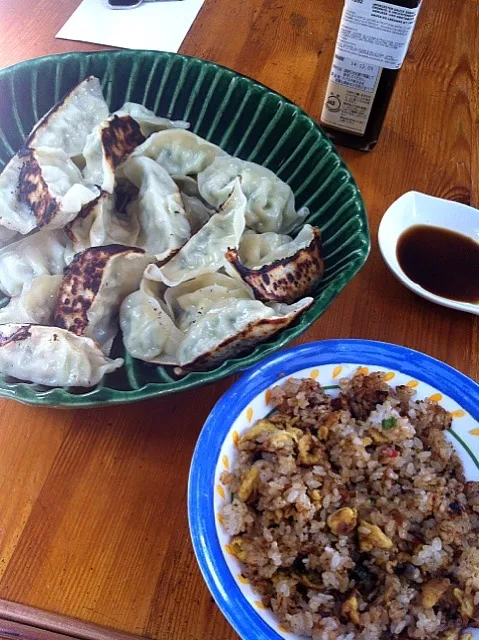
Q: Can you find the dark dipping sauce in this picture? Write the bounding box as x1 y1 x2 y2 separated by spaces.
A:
396 225 479 303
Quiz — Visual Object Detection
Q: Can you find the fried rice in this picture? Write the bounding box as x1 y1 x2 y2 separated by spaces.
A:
220 371 479 639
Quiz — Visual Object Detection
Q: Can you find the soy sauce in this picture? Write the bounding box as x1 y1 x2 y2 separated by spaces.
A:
396 225 479 303
320 0 422 151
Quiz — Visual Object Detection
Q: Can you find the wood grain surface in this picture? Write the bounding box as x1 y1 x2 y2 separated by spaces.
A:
0 1 477 639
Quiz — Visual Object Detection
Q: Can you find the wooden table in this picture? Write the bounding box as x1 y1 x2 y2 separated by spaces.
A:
0 1 477 638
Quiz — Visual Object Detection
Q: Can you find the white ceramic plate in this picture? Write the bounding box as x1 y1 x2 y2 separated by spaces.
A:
378 191 479 315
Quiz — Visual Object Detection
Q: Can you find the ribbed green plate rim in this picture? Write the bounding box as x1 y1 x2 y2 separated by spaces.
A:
0 50 370 407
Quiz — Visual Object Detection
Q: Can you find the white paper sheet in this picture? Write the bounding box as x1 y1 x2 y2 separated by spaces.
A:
56 0 206 52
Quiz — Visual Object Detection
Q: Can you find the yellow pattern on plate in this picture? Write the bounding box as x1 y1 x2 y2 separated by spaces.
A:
406 380 419 388
310 369 319 380
216 484 226 499
265 389 273 405
255 601 267 610
246 407 254 422
451 410 466 418
217 513 224 525
222 454 229 471
278 625 289 633
429 393 443 402
358 366 369 375
383 372 395 382
332 365 343 378
232 430 239 447
237 574 249 584
469 428 479 436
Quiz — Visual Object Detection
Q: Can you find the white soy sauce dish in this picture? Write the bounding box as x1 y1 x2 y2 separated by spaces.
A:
378 191 479 315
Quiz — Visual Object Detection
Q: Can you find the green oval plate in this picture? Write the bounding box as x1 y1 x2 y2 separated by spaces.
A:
0 50 369 407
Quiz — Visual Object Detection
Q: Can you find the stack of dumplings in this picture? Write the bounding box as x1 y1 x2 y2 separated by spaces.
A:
0 76 324 389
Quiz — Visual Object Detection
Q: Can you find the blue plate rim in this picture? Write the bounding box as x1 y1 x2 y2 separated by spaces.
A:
187 338 479 640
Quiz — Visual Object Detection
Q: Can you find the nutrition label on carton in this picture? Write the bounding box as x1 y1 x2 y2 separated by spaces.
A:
336 0 421 70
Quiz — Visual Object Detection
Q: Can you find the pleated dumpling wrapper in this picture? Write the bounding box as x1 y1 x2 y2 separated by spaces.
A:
164 272 251 329
0 275 62 325
82 106 189 193
198 156 308 234
120 273 248 366
0 229 72 298
1 148 98 235
25 76 109 158
113 102 189 137
146 178 246 287
65 191 140 254
129 129 226 176
170 175 214 232
119 156 191 262
225 225 324 303
120 278 183 366
82 115 147 193
0 324 122 387
177 296 313 371
55 245 152 354
121 273 313 371
0 76 107 237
